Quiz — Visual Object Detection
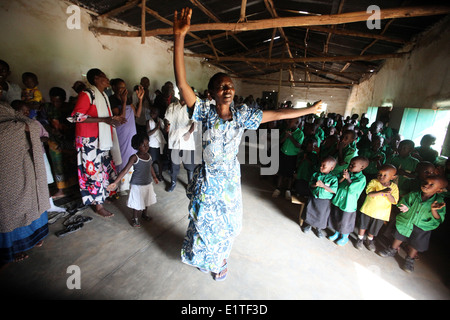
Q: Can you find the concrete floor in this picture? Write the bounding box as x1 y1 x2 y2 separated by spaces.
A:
1 164 449 300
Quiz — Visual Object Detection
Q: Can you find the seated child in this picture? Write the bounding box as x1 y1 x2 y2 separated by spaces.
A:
21 72 43 119
379 175 447 273
294 137 319 197
273 117 303 200
360 135 386 181
302 156 338 238
107 133 159 228
356 164 399 251
387 139 419 197
328 156 369 246
331 129 358 177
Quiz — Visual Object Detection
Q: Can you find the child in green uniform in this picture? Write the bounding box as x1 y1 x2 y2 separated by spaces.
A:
328 156 369 246
302 156 338 238
273 117 304 200
379 175 447 272
294 137 319 197
356 164 399 251
360 135 386 181
331 130 358 176
387 139 419 197
319 133 338 160
402 161 435 195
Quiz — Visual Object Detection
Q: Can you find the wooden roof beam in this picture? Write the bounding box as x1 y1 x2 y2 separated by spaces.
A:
90 6 450 37
144 6 450 36
183 51 408 63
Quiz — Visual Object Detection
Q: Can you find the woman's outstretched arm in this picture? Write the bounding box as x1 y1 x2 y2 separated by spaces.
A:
173 8 196 109
261 100 323 123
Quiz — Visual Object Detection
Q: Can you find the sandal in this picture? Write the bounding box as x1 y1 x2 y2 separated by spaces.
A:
131 218 141 228
213 260 228 281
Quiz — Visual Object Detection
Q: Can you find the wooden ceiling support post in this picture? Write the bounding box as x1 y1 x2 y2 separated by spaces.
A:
141 0 146 44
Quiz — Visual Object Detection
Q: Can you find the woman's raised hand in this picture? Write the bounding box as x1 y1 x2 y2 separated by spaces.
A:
174 7 192 36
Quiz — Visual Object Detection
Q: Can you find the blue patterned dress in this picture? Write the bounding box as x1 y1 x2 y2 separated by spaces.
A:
181 98 263 273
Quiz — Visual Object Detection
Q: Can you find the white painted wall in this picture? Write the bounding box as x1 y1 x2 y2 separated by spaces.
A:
0 0 223 101
345 16 450 123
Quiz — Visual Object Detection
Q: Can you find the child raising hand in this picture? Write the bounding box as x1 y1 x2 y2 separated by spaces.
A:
107 133 159 228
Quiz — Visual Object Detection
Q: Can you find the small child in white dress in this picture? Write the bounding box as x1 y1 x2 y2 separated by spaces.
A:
108 133 159 227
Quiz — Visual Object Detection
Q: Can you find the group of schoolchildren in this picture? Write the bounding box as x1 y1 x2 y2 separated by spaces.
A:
272 113 448 273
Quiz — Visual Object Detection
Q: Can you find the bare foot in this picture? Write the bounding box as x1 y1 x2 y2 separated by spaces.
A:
14 252 29 262
35 240 44 248
95 205 114 218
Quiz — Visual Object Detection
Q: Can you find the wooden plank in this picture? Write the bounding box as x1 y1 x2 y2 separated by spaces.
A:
141 0 146 44
91 6 450 37
183 51 408 63
142 6 450 36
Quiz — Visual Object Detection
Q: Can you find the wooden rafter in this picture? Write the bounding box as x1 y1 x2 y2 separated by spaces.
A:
264 0 295 83
235 77 354 87
90 6 450 37
189 0 264 74
137 4 227 57
140 0 146 44
183 51 408 64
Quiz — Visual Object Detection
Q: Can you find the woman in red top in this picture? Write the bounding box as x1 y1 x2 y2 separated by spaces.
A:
70 69 126 217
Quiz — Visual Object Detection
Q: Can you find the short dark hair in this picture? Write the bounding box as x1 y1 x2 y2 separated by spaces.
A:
86 68 104 85
342 129 356 140
352 155 370 166
399 139 415 149
0 60 10 71
110 78 125 87
131 133 148 150
49 87 67 101
22 72 38 82
379 163 397 174
11 100 28 111
207 72 229 92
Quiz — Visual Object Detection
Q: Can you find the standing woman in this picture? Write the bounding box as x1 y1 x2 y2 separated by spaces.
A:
109 78 144 192
69 69 126 218
0 102 50 263
173 8 323 280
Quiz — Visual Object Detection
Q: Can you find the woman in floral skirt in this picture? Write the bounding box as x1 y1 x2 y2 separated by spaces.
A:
69 69 126 217
173 8 323 281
